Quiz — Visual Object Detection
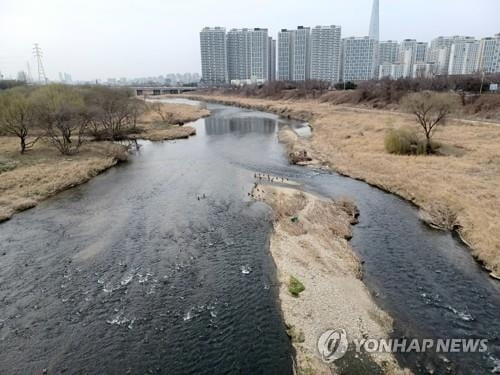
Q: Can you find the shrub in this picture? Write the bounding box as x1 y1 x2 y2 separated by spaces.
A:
384 128 431 155
288 276 305 297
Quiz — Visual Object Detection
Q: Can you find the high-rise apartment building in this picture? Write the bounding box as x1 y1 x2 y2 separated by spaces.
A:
226 28 269 82
310 25 342 83
227 29 250 81
495 34 500 73
268 37 276 81
341 37 378 81
200 27 228 85
292 26 311 81
477 35 500 73
448 39 480 75
378 41 399 64
427 36 475 75
398 39 417 64
248 28 269 80
278 29 294 81
412 63 435 78
415 42 428 63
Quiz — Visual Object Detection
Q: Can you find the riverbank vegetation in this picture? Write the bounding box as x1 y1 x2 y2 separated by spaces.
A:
203 74 500 120
0 85 209 222
185 93 500 277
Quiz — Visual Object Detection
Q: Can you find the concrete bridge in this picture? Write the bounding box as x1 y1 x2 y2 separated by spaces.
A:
132 86 198 96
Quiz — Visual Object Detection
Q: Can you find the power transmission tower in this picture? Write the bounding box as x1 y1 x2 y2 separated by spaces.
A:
33 43 48 84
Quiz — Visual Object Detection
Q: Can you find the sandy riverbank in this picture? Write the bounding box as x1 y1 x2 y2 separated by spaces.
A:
133 101 209 141
0 102 209 222
184 93 500 277
252 183 410 374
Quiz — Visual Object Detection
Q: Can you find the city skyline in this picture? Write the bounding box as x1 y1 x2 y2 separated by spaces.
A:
1 0 499 81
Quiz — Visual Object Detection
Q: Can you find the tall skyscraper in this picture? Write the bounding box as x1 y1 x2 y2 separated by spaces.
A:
292 26 311 81
200 27 228 86
341 37 378 81
278 29 294 81
310 25 342 83
369 0 380 41
268 37 276 81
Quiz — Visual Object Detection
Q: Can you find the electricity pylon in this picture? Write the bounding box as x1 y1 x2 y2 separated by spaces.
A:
33 43 48 84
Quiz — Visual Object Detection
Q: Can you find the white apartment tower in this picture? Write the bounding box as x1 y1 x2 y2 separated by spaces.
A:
278 29 294 81
292 26 311 81
341 37 378 81
226 28 269 82
427 36 475 75
227 29 251 81
310 25 342 83
415 42 428 63
399 39 417 64
200 27 228 86
248 28 269 80
378 41 399 64
477 35 500 73
268 37 276 81
448 39 480 75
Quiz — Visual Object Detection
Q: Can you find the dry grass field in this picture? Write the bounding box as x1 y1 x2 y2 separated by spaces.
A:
0 137 128 222
186 94 500 276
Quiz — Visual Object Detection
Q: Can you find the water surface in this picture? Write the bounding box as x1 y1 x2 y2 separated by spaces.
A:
1 101 499 374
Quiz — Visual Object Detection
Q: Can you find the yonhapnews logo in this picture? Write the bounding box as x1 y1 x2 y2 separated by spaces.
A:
317 329 488 363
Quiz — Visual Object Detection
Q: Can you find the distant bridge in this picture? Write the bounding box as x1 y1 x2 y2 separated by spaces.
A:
132 86 198 96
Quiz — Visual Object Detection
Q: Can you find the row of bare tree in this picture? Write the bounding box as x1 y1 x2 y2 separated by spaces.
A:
0 85 146 155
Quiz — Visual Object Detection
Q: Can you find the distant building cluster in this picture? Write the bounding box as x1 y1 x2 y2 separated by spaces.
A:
58 72 73 84
105 73 201 87
200 0 500 86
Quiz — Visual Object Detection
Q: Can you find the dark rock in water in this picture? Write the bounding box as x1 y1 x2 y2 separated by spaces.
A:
289 150 312 164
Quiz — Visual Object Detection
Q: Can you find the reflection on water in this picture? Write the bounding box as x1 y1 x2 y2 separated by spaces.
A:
205 116 277 135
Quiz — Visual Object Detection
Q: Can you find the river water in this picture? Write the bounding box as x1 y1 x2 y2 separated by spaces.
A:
0 100 499 374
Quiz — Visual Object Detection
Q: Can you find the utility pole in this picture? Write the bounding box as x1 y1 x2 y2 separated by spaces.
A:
33 43 48 84
479 70 485 95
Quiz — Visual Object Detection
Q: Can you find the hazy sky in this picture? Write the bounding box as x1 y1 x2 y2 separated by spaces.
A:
0 0 499 81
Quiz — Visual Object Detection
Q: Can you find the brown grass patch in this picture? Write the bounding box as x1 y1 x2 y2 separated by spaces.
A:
0 137 127 221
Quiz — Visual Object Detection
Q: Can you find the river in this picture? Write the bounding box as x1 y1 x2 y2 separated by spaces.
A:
0 100 499 374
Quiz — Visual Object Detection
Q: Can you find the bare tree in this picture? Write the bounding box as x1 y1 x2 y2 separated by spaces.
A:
401 91 459 153
0 87 39 153
128 98 146 130
33 85 88 155
151 102 175 124
84 87 133 140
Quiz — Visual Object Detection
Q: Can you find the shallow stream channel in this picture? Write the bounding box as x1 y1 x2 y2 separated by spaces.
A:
0 99 499 374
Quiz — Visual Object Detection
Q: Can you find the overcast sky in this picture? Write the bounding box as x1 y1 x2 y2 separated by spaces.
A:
0 0 499 81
